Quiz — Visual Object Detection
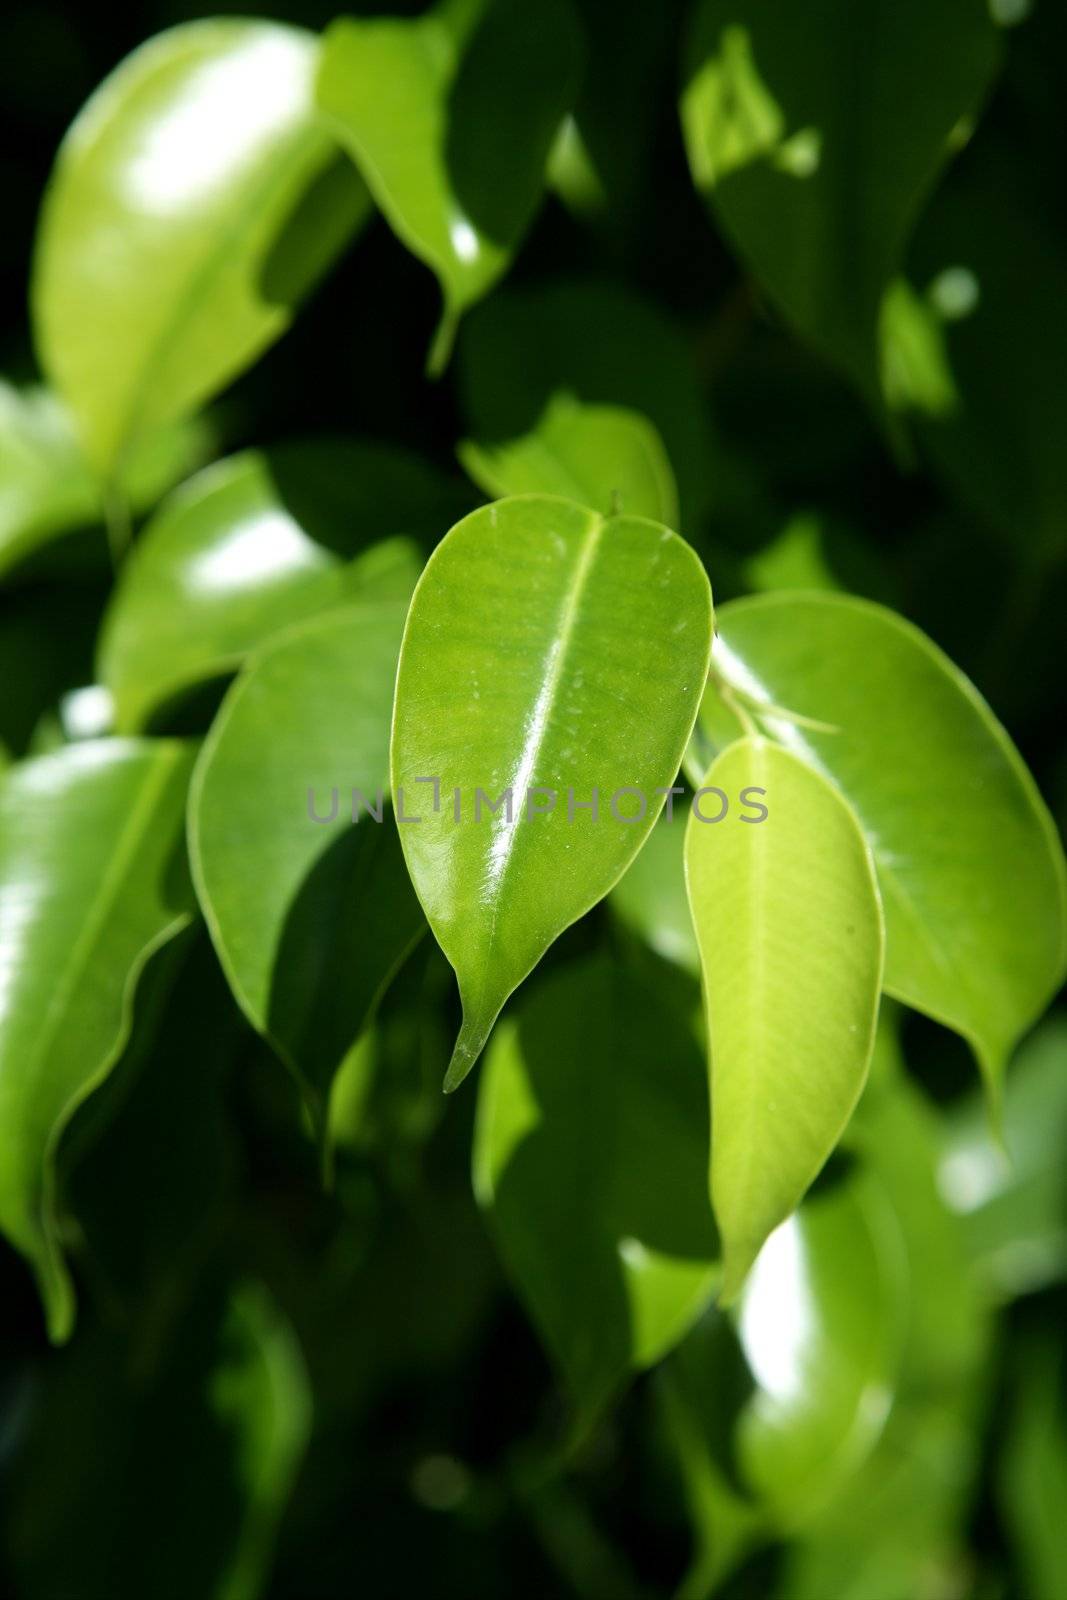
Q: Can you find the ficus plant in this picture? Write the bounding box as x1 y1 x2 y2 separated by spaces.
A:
1 1 1066 1597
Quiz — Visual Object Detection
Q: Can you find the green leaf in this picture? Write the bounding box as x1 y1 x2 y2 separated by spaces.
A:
391 494 713 1089
684 737 884 1298
32 19 368 474
733 1172 902 1523
459 394 679 524
0 738 194 1339
317 0 581 373
940 1015 1067 1299
8 1279 309 1600
474 953 718 1422
97 442 461 732
680 0 1000 407
0 381 209 582
459 279 716 526
190 604 424 1121
698 593 1067 1101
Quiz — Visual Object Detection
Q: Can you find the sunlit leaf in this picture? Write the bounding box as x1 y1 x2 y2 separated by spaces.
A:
97 442 464 731
697 593 1067 1102
474 953 718 1422
685 737 883 1297
190 604 424 1122
33 20 368 473
317 0 581 372
460 394 679 524
781 1021 994 1600
681 0 1000 407
734 1173 902 1522
392 494 713 1089
0 739 194 1339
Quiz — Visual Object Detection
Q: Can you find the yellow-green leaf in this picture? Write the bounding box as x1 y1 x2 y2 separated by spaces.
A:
685 737 884 1298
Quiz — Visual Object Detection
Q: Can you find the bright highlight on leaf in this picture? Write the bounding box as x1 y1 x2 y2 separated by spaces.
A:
681 0 1001 409
97 442 460 731
391 494 713 1089
685 737 884 1300
699 594 1067 1106
0 740 194 1340
32 20 368 473
317 0 581 372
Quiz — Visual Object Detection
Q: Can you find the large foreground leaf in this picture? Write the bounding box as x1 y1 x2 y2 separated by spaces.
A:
685 738 883 1297
97 443 456 731
318 0 581 372
33 19 367 473
190 604 424 1120
698 594 1067 1101
474 954 717 1423
681 0 1000 406
391 494 713 1088
0 739 194 1338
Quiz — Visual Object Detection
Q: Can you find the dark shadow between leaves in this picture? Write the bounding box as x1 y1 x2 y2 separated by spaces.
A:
488 952 718 1419
267 807 426 1119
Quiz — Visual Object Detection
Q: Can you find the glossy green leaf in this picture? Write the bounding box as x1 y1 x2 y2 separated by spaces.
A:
458 278 716 526
609 799 699 975
940 1015 1067 1299
317 0 581 372
474 953 718 1421
684 737 884 1298
680 0 1000 406
391 494 713 1089
698 594 1067 1100
8 1279 309 1600
33 20 368 473
459 394 679 524
97 442 464 731
734 1173 902 1523
0 738 194 1339
0 381 209 582
190 603 424 1121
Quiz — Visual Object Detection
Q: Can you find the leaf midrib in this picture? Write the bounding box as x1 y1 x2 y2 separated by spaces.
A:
480 513 605 971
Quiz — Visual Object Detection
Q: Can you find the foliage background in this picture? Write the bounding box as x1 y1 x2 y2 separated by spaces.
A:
0 0 1066 1596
